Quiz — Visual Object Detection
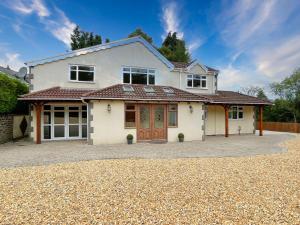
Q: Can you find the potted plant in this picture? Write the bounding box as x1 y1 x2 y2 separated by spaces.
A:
127 134 133 144
178 133 184 142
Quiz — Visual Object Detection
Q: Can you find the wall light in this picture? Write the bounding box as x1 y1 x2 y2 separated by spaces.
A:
189 105 193 113
107 104 111 112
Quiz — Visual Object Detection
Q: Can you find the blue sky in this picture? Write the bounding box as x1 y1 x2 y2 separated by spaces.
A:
0 0 300 92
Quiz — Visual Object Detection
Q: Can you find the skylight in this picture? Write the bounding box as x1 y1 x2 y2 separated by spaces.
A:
163 87 174 93
144 86 155 93
123 85 134 92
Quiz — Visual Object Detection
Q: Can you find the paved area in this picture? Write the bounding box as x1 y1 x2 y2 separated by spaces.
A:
0 131 295 168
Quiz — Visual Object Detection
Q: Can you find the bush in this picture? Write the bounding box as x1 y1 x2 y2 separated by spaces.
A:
0 73 29 114
127 134 133 140
178 133 184 139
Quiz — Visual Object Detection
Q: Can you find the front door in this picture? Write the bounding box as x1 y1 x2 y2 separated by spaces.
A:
137 104 167 141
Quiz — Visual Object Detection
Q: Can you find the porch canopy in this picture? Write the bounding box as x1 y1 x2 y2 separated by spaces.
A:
201 91 273 137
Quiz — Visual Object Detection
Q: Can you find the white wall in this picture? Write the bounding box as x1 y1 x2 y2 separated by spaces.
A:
90 101 204 145
205 105 255 135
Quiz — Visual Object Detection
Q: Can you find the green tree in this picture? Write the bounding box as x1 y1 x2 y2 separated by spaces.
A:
105 38 110 43
0 73 29 114
270 68 300 122
159 32 190 63
70 25 102 50
128 28 153 43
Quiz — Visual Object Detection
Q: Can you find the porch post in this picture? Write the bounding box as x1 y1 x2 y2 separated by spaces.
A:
223 105 229 137
35 103 43 144
259 105 263 136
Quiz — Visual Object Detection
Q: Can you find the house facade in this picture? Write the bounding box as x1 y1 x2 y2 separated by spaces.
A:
20 36 271 145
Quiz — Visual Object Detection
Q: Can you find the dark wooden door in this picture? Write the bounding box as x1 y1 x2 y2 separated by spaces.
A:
137 105 151 141
151 104 167 140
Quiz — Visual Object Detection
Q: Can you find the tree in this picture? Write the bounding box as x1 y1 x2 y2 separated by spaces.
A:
270 68 300 122
128 28 153 43
0 73 29 114
105 38 110 43
159 32 190 63
70 25 102 50
239 86 263 97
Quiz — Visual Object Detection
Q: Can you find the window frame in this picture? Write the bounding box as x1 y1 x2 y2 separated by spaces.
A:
124 104 136 128
122 66 156 85
187 74 207 89
229 106 244 120
168 104 178 128
69 64 95 83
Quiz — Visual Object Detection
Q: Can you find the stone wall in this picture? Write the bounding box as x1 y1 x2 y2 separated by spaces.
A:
0 115 13 144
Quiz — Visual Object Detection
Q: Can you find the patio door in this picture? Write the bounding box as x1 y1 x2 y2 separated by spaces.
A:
137 104 167 141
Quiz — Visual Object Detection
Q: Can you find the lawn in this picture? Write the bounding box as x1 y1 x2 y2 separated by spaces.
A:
0 136 299 224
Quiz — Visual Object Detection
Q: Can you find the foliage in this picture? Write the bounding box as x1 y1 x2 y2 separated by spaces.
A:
240 86 264 97
105 38 110 43
70 25 102 50
178 133 184 138
128 28 153 43
159 32 190 63
127 134 133 140
0 73 29 114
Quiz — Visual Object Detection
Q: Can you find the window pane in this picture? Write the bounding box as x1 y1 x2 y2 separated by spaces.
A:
69 125 79 137
70 66 77 70
123 73 130 83
132 73 147 84
131 68 147 73
169 104 177 111
140 106 150 128
187 79 193 87
154 106 164 128
233 110 238 119
54 126 65 138
149 74 155 84
44 105 51 110
123 67 130 72
43 111 51 124
82 105 87 110
148 69 155 73
70 71 77 80
193 79 200 87
239 111 243 119
126 105 135 110
78 66 94 71
187 75 193 79
82 125 87 138
168 111 177 126
43 126 51 139
69 111 79 124
54 111 64 124
69 106 79 110
125 111 136 127
194 75 201 79
229 111 233 119
201 80 207 88
82 111 87 123
78 71 94 81
54 107 64 110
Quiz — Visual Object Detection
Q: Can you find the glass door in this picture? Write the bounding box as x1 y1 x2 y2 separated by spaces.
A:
137 105 151 141
152 105 166 140
53 107 65 139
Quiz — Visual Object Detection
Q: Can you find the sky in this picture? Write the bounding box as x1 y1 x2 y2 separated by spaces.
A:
0 0 300 93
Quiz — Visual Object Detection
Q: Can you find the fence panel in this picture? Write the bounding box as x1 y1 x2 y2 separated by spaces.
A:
257 122 300 133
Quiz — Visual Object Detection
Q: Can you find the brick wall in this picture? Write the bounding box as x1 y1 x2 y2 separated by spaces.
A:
0 115 13 144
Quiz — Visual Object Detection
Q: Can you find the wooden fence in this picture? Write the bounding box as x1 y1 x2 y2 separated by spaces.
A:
257 122 300 133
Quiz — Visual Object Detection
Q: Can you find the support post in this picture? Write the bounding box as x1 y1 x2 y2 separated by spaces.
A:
35 103 43 144
259 105 263 136
224 105 229 137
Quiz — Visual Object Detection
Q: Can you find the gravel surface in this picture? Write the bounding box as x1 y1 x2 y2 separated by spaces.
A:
0 132 293 168
0 135 299 224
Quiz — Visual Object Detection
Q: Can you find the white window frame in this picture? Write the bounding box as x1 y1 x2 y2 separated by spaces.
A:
122 66 156 85
229 106 244 120
41 105 87 141
187 74 207 89
69 64 95 83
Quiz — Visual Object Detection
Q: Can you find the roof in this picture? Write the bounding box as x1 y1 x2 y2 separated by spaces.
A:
201 91 272 105
170 61 219 73
0 66 19 77
20 87 95 101
25 36 174 69
82 84 207 102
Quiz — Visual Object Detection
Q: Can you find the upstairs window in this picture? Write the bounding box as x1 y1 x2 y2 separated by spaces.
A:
70 65 94 82
187 75 207 88
123 67 155 85
229 106 244 120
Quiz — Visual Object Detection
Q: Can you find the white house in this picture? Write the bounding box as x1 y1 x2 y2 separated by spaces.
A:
20 36 271 145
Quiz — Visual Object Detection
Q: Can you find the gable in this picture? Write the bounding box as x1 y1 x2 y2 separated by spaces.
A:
189 64 207 74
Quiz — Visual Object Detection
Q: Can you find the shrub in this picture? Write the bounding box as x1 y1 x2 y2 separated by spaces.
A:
0 73 29 114
127 134 133 140
178 133 184 139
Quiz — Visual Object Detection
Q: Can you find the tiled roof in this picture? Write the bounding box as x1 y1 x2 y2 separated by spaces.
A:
170 61 219 72
82 84 207 102
200 91 273 105
20 87 95 101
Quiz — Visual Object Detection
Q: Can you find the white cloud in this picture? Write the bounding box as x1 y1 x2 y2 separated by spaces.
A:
161 1 184 39
5 0 50 17
0 52 24 70
188 38 203 53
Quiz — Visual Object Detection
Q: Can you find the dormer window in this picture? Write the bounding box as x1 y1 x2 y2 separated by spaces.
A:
187 75 207 88
123 67 155 85
70 65 94 82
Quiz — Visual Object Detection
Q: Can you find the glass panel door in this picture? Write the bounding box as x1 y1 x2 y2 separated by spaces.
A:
154 105 164 128
69 110 79 138
54 111 65 138
140 105 150 128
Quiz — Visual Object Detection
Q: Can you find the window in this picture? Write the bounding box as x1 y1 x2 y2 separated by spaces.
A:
125 104 136 128
168 104 178 127
123 67 155 85
229 106 244 120
187 75 207 88
70 65 94 82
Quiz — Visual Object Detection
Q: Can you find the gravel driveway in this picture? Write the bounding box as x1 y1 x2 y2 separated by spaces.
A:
0 131 294 168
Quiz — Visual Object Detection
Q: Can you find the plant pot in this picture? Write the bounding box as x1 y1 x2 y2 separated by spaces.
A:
179 137 184 142
127 139 133 144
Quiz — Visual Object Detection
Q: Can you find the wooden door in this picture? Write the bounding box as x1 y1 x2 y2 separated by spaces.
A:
137 105 151 141
152 104 167 140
